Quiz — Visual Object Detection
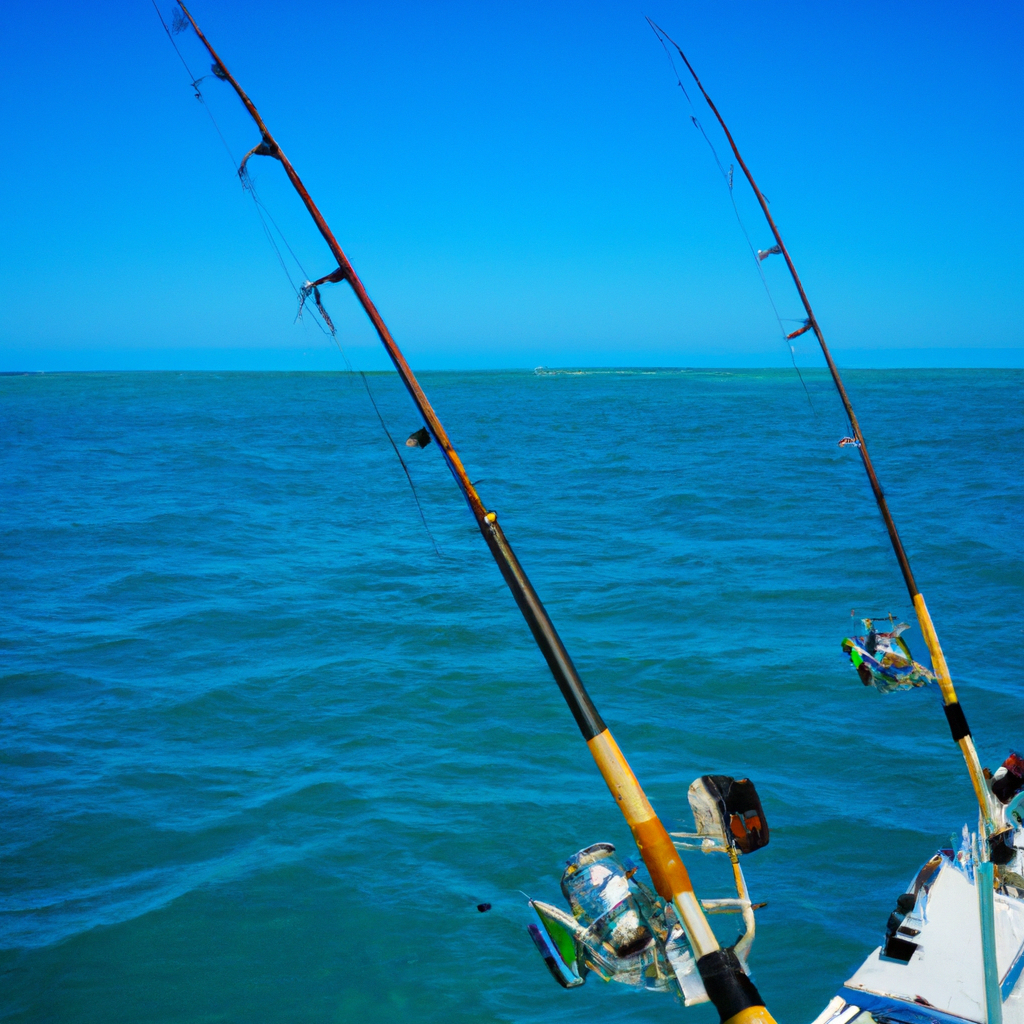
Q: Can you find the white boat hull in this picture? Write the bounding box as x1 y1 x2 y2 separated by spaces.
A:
812 849 1024 1024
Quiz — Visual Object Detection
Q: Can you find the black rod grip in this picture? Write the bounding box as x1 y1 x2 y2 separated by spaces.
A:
697 948 765 1023
944 701 971 742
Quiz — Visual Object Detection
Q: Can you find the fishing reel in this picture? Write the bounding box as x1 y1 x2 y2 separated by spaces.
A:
841 619 935 693
526 774 769 1004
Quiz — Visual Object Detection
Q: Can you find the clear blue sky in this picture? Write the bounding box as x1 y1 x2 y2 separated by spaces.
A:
1 1 1021 370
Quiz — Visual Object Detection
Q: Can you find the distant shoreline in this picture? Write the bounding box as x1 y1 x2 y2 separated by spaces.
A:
2 351 1022 374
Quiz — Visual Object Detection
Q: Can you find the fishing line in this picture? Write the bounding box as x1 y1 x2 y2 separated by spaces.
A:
155 2 313 309
157 0 311 311
242 174 442 552
235 173 441 552
246 182 304 296
242 172 314 287
356 369 444 558
153 3 239 173
323 320 443 556
241 189 443 553
153 2 444 556
650 21 816 413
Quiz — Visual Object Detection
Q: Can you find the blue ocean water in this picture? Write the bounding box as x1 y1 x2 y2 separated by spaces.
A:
1 367 1021 1023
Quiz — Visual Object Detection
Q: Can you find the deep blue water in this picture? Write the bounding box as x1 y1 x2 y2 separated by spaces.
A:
1 368 1021 1023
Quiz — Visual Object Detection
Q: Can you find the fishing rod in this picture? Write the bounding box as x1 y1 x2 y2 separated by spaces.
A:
170 5 774 1022
649 20 996 836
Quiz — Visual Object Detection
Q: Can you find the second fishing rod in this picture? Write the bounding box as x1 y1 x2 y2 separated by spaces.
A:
651 19 996 836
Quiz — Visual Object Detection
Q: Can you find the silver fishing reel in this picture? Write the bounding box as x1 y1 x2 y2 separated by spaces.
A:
526 774 769 1004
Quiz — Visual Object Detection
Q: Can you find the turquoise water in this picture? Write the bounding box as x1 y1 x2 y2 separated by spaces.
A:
1 368 1021 1023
